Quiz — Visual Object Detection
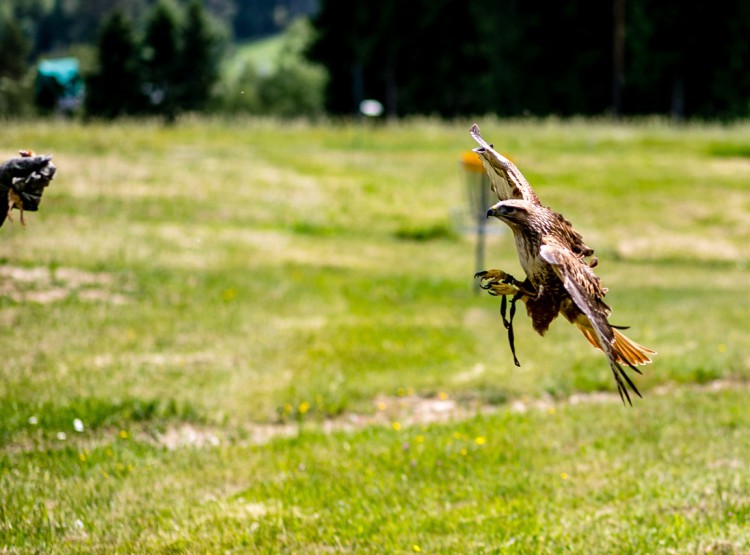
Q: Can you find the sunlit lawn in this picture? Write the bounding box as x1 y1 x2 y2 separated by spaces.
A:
1 117 749 552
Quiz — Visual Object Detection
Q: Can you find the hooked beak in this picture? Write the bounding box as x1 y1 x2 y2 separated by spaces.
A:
472 142 494 155
486 201 509 220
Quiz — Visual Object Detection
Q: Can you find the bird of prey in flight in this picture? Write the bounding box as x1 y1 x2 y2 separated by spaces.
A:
469 124 654 405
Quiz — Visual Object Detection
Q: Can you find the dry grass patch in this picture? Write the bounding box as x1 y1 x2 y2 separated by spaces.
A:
0 264 131 304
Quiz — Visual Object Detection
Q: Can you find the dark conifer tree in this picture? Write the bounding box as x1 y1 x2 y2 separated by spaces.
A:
0 17 30 80
85 10 144 118
0 16 33 116
179 0 223 112
142 1 182 121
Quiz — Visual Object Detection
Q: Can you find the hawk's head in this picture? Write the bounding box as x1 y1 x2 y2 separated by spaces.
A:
486 199 532 225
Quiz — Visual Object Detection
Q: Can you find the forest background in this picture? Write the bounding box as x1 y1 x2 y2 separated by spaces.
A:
2 1 749 121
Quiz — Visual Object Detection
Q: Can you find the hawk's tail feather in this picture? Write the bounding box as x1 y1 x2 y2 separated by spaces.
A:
612 328 656 366
577 324 656 367
611 360 642 406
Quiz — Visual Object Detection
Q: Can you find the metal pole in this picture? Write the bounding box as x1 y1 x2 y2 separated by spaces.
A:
474 173 489 293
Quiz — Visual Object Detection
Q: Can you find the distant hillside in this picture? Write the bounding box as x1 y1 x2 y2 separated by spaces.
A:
224 34 286 81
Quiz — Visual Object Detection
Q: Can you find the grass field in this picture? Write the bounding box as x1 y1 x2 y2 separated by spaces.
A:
1 117 749 553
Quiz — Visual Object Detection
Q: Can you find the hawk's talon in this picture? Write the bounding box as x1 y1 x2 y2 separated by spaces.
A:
475 269 527 299
474 269 533 367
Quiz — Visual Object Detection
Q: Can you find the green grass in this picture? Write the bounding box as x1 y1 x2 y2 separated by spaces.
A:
1 117 749 552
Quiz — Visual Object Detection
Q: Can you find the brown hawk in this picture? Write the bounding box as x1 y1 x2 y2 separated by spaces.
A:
470 124 654 405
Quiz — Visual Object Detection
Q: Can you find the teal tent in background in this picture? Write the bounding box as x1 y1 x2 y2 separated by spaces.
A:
35 57 84 113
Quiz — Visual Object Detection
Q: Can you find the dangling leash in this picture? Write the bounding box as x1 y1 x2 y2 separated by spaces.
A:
500 291 523 367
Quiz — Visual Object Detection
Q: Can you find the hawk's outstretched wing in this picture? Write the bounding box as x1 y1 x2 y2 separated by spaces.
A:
469 124 540 205
539 239 643 405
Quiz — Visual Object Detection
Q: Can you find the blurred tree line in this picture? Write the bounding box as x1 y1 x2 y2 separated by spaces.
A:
1 0 315 57
0 0 323 119
309 0 750 119
2 0 750 120
85 0 223 120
